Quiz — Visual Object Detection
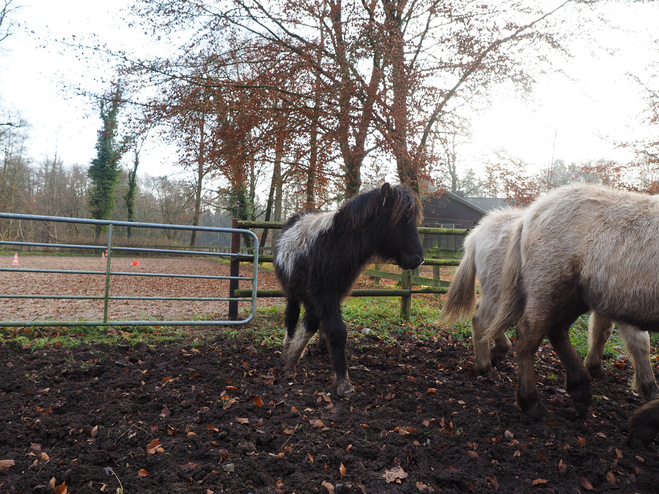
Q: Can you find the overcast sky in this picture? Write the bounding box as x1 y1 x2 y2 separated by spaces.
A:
1 1 658 182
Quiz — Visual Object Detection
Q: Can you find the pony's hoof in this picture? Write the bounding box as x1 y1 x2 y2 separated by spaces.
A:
282 364 296 379
487 368 502 382
642 385 659 402
336 380 355 398
573 400 590 418
627 433 655 450
519 400 548 421
490 350 510 366
586 364 605 380
569 387 592 417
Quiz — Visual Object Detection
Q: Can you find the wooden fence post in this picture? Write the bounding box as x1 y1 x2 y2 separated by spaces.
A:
400 269 411 320
228 218 241 321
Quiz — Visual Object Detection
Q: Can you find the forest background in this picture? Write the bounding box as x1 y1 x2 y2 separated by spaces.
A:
1 0 659 248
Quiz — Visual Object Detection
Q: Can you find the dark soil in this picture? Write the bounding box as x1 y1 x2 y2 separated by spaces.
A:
0 323 657 494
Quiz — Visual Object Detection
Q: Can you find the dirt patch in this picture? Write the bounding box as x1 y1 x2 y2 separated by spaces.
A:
0 325 657 493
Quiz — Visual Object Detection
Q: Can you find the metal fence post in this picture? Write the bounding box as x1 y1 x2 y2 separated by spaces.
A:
103 224 113 323
228 218 241 320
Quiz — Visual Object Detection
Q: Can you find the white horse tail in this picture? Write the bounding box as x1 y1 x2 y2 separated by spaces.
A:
441 243 477 325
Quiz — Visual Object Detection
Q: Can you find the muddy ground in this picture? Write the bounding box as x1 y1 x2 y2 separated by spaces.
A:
0 256 658 493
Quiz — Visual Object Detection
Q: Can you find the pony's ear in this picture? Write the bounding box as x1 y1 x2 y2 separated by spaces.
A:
381 183 393 204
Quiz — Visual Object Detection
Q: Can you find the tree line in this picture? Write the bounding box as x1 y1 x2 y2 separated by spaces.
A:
2 0 659 247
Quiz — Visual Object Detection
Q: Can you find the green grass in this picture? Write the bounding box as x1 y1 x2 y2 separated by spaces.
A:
2 299 657 369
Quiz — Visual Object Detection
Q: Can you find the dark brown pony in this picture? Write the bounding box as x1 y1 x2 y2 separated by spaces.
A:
274 183 424 397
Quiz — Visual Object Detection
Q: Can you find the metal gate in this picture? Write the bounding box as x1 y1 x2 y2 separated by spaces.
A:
0 213 258 327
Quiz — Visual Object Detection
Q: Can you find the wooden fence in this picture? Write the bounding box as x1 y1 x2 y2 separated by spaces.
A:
228 220 468 320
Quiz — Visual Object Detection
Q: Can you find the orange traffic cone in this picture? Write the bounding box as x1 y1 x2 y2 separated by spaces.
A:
12 253 18 266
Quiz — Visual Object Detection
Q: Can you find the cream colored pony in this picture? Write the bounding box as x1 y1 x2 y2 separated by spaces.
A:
483 184 659 447
442 207 658 402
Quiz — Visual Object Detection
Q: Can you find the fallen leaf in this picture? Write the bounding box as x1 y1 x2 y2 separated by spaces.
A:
558 459 567 474
504 430 514 439
308 453 314 464
615 448 623 459
138 469 149 478
146 439 160 454
321 481 335 494
468 450 479 459
531 478 547 486
282 428 296 435
416 480 434 491
580 477 593 490
576 436 586 446
181 462 198 472
0 460 15 470
486 474 499 489
253 397 264 408
606 471 616 485
383 466 408 484
237 417 249 425
310 419 324 428
160 405 170 417
340 462 347 480
513 450 521 457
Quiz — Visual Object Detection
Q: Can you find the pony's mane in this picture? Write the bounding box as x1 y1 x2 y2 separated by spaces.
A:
338 185 422 228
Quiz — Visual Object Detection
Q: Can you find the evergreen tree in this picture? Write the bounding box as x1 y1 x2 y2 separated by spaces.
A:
88 85 124 239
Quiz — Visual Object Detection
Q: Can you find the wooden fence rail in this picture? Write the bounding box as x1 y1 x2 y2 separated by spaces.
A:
229 219 468 320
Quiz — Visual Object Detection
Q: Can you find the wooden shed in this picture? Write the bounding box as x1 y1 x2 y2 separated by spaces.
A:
421 191 507 255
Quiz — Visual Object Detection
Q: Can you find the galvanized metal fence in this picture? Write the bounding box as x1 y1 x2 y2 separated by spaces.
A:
0 213 259 327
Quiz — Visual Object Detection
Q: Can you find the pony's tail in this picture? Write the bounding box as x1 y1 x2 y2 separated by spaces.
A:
440 245 477 325
482 220 526 343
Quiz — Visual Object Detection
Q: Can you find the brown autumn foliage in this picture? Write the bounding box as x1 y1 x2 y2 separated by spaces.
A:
121 0 583 210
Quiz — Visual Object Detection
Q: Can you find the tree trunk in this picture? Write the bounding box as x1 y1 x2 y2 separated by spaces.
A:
262 130 284 253
125 149 139 238
190 116 206 248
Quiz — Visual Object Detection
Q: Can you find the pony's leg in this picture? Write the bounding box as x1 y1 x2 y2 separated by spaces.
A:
619 323 659 401
282 298 301 356
548 324 592 417
490 333 512 366
515 316 550 420
282 310 319 375
322 308 354 397
628 398 659 448
584 312 614 379
471 300 509 380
